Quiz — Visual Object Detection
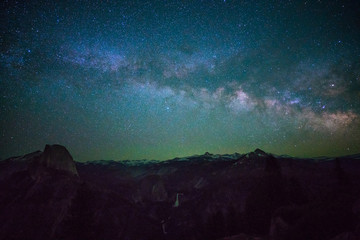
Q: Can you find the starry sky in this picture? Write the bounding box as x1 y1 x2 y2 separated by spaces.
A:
1 0 360 161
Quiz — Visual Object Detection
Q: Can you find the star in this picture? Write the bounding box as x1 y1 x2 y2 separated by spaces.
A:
0 0 359 161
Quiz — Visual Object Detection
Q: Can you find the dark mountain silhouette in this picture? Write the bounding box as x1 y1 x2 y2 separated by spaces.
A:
0 145 162 240
28 144 78 178
1 145 360 240
42 144 78 175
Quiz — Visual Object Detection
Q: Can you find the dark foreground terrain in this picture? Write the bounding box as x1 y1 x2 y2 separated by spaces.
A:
0 145 360 240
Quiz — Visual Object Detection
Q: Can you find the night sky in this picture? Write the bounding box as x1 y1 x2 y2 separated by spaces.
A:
1 0 360 161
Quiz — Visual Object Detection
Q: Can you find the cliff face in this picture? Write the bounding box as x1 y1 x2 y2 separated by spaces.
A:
0 145 80 240
0 145 162 240
41 144 78 176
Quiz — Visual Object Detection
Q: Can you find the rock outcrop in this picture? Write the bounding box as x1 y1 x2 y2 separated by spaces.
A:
29 144 78 176
41 144 78 175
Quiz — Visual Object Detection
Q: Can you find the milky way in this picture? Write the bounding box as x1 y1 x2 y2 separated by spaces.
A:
1 0 360 161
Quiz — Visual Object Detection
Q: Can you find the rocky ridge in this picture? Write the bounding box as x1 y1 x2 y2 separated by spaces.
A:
1 145 360 240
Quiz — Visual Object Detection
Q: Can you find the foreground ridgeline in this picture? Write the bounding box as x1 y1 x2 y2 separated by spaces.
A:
0 145 359 240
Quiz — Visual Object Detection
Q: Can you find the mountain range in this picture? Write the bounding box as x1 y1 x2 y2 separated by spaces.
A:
0 144 359 240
